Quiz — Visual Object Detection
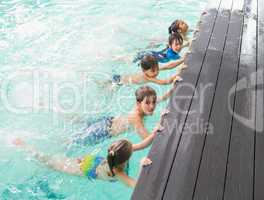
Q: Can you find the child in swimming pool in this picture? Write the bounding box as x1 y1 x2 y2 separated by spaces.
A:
168 19 190 42
112 53 184 85
71 85 172 145
132 32 186 64
13 134 156 188
146 19 192 50
113 30 189 65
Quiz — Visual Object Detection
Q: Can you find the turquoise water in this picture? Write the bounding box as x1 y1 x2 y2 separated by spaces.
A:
0 0 207 199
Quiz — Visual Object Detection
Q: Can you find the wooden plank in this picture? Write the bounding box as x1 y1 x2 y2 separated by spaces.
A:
192 0 244 199
223 0 257 199
254 0 264 198
162 0 233 199
131 1 222 199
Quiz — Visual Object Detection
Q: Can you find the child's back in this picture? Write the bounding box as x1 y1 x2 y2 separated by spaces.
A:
111 54 182 86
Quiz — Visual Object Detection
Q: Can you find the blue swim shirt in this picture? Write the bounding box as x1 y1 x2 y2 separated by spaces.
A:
165 48 181 62
133 48 181 63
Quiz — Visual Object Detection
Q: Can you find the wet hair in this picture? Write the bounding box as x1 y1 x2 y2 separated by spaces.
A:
107 139 132 176
140 55 158 71
168 19 184 34
168 32 183 46
135 85 157 103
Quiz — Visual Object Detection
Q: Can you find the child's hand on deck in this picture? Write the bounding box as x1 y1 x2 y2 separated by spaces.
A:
160 109 170 117
173 75 183 84
140 157 152 167
180 64 188 71
184 51 191 58
153 123 165 134
185 41 190 47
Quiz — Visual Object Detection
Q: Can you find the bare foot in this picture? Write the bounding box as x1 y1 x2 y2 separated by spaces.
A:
13 138 25 147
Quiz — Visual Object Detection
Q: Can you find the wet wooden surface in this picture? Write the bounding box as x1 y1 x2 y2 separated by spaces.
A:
132 0 261 199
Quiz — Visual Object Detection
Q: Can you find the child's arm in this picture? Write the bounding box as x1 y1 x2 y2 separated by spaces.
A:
133 112 167 151
159 58 185 71
146 74 181 85
133 118 151 139
115 170 137 188
157 87 174 103
181 40 190 48
114 157 153 187
159 51 189 71
157 77 182 103
132 132 155 151
146 77 172 85
146 75 177 85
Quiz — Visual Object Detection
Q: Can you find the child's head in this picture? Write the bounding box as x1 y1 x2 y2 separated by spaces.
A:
107 139 133 176
140 55 159 78
135 86 157 115
168 32 183 52
168 19 189 34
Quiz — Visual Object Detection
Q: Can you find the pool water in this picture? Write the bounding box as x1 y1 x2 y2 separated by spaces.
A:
0 0 207 199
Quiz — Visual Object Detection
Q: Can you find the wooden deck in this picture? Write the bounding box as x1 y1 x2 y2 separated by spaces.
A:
131 0 263 199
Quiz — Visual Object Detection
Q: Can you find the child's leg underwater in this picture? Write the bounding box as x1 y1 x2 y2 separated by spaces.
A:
13 138 82 176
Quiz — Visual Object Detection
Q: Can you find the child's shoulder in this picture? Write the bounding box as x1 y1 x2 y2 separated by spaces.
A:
166 48 180 60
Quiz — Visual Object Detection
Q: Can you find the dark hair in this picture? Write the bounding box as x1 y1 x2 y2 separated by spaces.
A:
107 139 132 176
140 55 158 71
168 32 183 46
168 19 181 34
135 85 157 103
